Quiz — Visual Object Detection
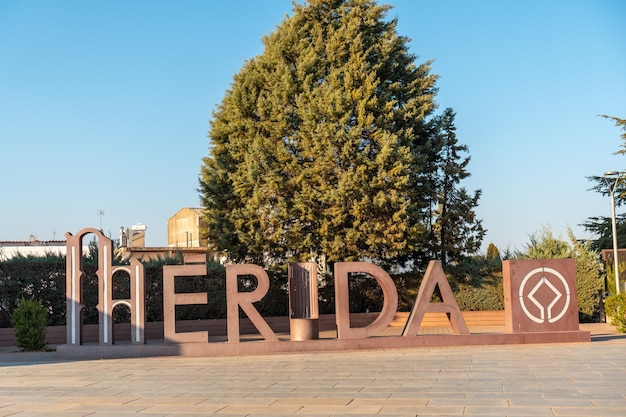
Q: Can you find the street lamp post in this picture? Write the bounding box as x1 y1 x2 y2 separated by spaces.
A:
604 171 622 295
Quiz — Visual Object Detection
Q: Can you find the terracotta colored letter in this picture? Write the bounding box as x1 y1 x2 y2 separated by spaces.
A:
163 263 208 343
402 260 469 336
334 262 398 339
226 264 279 343
66 228 145 346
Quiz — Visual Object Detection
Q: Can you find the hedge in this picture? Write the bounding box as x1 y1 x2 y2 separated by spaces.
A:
1 254 509 329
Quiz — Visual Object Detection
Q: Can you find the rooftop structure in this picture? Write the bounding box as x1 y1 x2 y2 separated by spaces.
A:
0 238 66 260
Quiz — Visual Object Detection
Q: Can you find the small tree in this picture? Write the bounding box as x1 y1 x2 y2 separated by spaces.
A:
11 297 49 351
570 231 607 322
604 293 626 333
486 243 501 261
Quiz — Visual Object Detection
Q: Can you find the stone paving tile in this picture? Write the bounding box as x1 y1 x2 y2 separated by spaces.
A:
67 404 157 414
376 406 425 416
250 415 331 417
296 404 383 414
590 399 626 407
273 397 352 406
389 390 466 400
247 392 320 399
464 405 555 416
213 404 304 414
465 391 512 401
413 405 466 415
351 397 429 407
428 397 510 407
506 394 563 407
467 383 505 392
166 415 246 417
139 403 227 414
0 403 87 415
312 389 368 398
2 413 115 417
552 406 626 416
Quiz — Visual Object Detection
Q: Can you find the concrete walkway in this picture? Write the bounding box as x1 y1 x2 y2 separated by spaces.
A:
0 323 625 416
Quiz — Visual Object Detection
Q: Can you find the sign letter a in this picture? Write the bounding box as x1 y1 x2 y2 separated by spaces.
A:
402 261 469 336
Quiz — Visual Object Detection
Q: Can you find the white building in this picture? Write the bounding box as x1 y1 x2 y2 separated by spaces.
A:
0 238 66 260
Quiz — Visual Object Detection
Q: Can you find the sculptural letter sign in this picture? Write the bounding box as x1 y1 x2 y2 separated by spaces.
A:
63 228 586 357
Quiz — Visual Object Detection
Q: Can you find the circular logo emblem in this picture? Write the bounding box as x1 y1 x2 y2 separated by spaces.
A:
518 267 570 324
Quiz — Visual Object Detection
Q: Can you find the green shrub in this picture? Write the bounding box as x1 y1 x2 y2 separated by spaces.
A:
11 297 49 351
454 283 504 311
445 256 503 311
604 293 626 333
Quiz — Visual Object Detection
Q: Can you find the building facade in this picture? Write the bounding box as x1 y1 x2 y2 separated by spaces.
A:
167 208 207 248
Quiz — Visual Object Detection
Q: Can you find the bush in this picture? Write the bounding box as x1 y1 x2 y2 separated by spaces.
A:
454 283 504 311
11 297 49 351
445 256 504 311
604 293 626 333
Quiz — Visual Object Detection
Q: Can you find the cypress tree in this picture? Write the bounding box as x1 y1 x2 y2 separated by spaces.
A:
200 0 448 266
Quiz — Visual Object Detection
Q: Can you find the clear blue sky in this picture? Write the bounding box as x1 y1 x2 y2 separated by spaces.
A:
1 0 625 253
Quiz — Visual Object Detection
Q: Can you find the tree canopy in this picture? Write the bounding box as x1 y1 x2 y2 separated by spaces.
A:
200 0 483 267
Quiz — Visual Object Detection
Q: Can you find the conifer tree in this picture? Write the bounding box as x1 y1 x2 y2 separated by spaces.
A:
486 243 501 260
200 0 480 266
584 115 626 250
428 109 485 266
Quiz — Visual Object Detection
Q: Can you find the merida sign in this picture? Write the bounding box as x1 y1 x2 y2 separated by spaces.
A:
57 228 590 360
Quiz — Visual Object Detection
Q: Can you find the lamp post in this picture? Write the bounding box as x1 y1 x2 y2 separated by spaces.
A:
604 171 622 294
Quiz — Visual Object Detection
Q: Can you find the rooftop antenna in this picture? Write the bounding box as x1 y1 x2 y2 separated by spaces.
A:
97 209 104 231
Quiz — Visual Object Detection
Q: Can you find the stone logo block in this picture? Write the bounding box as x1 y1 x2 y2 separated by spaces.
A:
503 259 579 333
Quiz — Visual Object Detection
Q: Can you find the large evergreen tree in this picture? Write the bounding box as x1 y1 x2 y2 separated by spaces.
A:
200 0 481 267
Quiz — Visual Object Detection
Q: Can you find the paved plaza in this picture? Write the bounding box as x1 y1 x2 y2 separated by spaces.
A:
0 324 625 417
